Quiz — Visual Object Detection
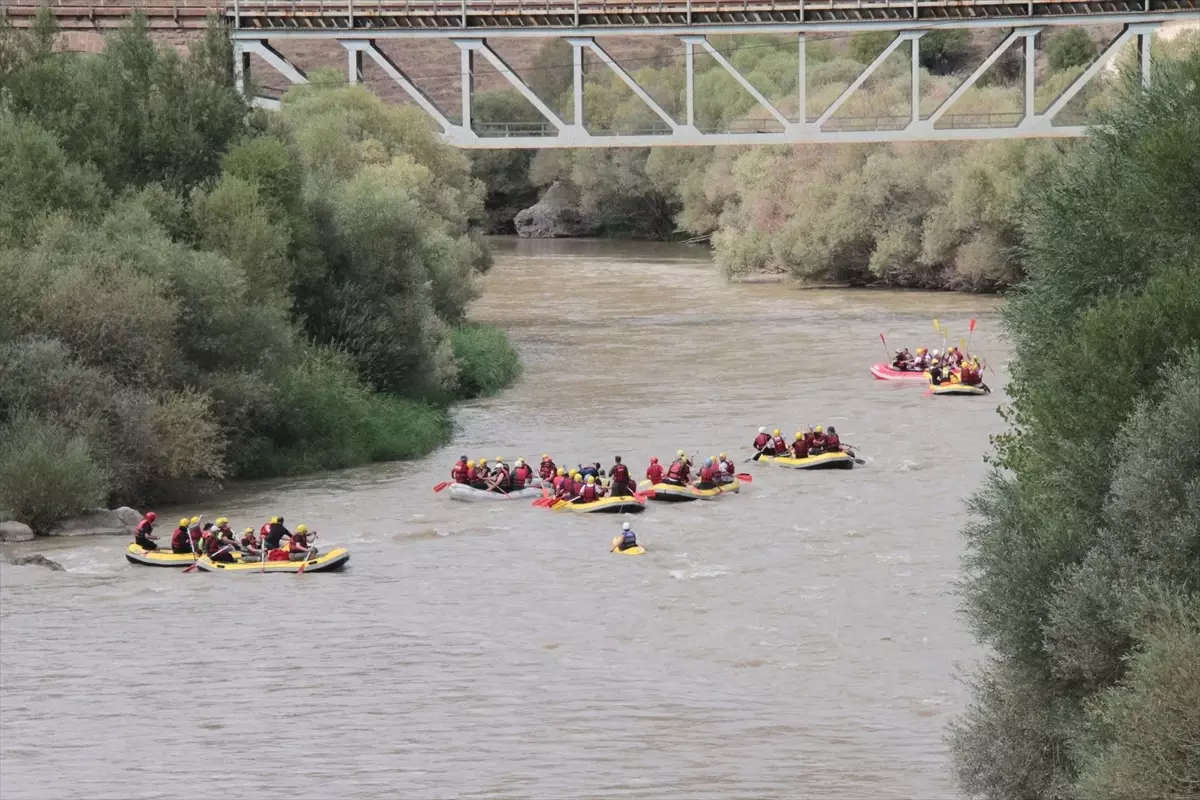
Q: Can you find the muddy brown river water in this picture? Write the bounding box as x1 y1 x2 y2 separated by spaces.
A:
0 238 1007 799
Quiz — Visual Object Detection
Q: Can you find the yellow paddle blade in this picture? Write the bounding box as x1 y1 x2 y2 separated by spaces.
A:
933 318 940 332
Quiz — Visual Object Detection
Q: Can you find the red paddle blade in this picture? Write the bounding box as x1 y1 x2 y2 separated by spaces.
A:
736 473 753 482
879 332 886 344
969 318 977 333
433 481 451 493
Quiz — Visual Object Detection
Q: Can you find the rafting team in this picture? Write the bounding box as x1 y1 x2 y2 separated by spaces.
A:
890 346 986 387
449 452 739 499
751 425 850 459
132 513 318 562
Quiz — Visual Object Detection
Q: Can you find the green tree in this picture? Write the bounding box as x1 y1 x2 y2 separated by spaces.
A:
1048 28 1098 72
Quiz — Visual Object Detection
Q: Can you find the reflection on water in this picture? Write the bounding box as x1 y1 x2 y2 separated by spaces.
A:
0 237 1004 799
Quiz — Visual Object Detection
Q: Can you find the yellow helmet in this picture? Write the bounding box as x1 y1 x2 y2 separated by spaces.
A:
586 475 595 485
270 516 279 524
467 460 475 467
556 467 565 476
189 516 200 526
495 456 503 462
917 347 927 354
541 453 549 459
719 452 727 460
677 449 685 458
479 458 487 464
179 518 189 528
215 517 228 526
796 432 803 439
773 429 781 436
815 425 824 434
296 524 308 534
244 527 254 535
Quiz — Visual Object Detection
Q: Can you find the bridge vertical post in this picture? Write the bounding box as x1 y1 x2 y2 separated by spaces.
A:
1024 30 1036 119
685 39 695 127
234 44 250 96
460 46 474 131
574 0 580 26
233 0 240 31
911 33 920 124
461 0 467 28
348 0 354 30
348 46 363 83
797 33 806 125
686 0 692 25
573 40 585 127
1138 31 1151 86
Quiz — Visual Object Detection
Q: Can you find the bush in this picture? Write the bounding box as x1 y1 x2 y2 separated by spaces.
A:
0 415 111 532
452 324 522 399
1048 28 1098 72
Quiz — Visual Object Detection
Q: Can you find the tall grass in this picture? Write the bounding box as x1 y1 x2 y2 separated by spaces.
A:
452 323 522 399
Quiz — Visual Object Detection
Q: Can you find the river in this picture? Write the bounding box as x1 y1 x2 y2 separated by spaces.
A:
0 238 1007 800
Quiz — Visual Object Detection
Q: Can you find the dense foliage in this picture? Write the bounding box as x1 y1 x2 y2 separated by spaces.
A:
951 50 1200 799
0 13 519 528
473 30 1195 289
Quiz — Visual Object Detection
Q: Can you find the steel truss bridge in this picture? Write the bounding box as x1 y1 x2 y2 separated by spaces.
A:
7 1 1199 147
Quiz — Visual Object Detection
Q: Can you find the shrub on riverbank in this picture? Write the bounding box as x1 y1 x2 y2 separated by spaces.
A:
950 49 1200 799
0 13 520 529
452 324 523 399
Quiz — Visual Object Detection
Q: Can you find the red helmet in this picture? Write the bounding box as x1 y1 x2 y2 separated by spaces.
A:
650 456 659 464
145 512 157 522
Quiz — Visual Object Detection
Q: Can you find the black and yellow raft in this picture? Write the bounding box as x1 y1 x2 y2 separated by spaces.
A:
194 548 350 574
551 495 646 514
758 451 855 470
125 543 246 567
929 381 991 396
637 479 740 502
610 535 645 555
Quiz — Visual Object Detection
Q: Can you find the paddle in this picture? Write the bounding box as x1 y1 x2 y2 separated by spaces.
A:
433 481 452 493
967 318 977 352
296 546 318 574
879 332 890 362
184 544 231 573
736 472 753 482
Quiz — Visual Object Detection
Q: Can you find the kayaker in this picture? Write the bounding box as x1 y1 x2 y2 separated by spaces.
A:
608 456 633 497
201 528 236 563
171 518 193 554
695 458 718 490
289 524 318 560
810 426 829 455
791 431 810 459
512 458 533 487
576 475 603 503
241 527 262 557
538 454 556 481
614 522 638 552
264 516 291 550
488 459 511 493
767 429 788 456
133 512 158 550
826 426 843 452
645 457 664 485
752 427 770 452
664 454 690 486
451 455 470 484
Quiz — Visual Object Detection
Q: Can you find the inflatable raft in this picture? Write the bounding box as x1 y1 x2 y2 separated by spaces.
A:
759 451 855 470
551 495 646 514
610 536 645 555
194 548 350 574
636 479 740 502
125 543 245 567
870 363 930 381
447 483 544 502
930 381 990 396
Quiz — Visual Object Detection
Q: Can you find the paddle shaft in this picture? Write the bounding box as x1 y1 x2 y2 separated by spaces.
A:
296 546 317 574
185 544 232 573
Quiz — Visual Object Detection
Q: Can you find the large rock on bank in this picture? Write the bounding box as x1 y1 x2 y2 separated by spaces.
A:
10 554 65 571
514 181 598 238
0 521 35 542
43 506 141 537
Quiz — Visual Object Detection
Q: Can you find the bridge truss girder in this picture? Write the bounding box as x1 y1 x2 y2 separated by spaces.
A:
232 18 1171 147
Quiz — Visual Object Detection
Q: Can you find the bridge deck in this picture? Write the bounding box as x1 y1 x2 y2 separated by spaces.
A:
6 0 1198 30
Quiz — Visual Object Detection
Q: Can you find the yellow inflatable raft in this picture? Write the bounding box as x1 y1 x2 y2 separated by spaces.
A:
759 451 855 470
930 381 991 396
610 535 645 555
194 548 350 574
125 543 245 567
551 495 646 514
636 479 740 501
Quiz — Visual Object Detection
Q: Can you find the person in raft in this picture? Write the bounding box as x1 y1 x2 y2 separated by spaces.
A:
892 348 914 370
171 518 193 554
664 451 691 486
450 455 470 484
241 527 262 557
200 527 236 563
133 511 158 550
288 524 318 560
808 426 831 455
614 522 639 552
188 516 204 550
645 456 664 485
958 359 986 388
752 427 771 453
717 453 736 482
263 516 291 551
694 457 719 490
765 429 788 456
791 431 809 459
538 454 557 481
487 458 512 493
512 458 534 488
575 475 605 503
608 456 634 497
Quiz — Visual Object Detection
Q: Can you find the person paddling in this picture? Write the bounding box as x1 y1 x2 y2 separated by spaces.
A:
451 455 470 484
791 431 810 459
263 516 291 551
200 528 235 563
538 455 557 482
695 458 718 490
752 427 770 453
664 452 690 486
645 457 664 485
241 527 262 557
613 522 638 552
512 458 533 488
288 524 318 561
608 456 634 497
576 475 603 503
487 459 511 493
767 429 788 456
133 512 158 551
171 518 192 554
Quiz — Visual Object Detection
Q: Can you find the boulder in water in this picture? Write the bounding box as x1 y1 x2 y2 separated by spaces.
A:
0 521 35 542
10 554 65 571
514 181 598 238
44 508 135 537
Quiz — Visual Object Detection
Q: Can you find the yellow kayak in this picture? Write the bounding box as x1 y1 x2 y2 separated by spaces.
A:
610 535 645 555
636 479 740 501
758 451 855 470
194 548 350 574
551 495 646 514
125 543 245 567
930 381 991 396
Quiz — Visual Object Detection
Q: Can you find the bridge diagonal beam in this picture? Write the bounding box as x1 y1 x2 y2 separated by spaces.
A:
453 39 567 131
815 31 921 129
924 28 1041 127
681 36 791 129
234 41 307 109
569 37 679 131
342 40 453 132
1042 22 1159 121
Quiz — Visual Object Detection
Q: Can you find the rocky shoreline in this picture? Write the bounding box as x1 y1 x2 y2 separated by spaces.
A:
0 507 142 543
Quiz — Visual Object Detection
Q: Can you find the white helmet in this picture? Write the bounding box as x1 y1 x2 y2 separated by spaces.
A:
932 349 940 356
622 522 631 530
758 427 766 434
515 458 524 466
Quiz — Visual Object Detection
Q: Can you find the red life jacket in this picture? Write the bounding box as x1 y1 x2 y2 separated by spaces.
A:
666 460 685 481
698 465 715 483
514 465 531 485
753 433 770 449
291 533 309 550
135 519 153 537
804 432 815 446
466 467 478 482
260 523 272 538
241 534 258 549
646 464 664 483
539 461 555 480
552 475 565 491
493 467 511 490
719 458 734 474
171 527 189 549
811 434 828 450
572 478 585 494
771 436 787 453
580 484 599 502
267 549 289 562
792 439 809 458
610 463 629 483
826 433 841 450
451 461 469 483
